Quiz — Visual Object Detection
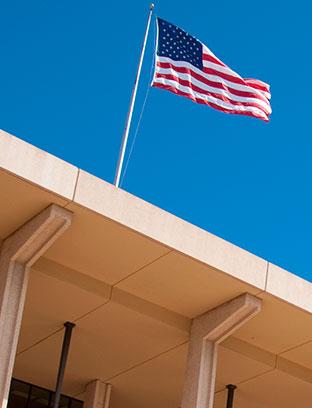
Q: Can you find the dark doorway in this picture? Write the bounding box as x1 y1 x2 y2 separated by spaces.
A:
8 379 83 408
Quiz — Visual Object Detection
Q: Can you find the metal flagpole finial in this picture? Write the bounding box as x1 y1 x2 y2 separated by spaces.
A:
149 3 155 9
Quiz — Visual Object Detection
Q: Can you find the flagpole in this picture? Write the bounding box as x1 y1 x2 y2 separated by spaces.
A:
114 3 155 188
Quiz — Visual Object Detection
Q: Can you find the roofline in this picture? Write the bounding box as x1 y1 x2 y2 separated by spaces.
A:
1 129 311 315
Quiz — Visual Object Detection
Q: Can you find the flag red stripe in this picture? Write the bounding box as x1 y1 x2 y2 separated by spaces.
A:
244 78 270 93
202 53 226 67
202 66 250 87
154 72 270 115
152 82 269 121
156 61 270 106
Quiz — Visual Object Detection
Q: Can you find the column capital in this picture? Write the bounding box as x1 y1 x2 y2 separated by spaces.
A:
181 293 261 408
192 293 261 343
1 204 72 267
84 380 112 408
0 204 72 408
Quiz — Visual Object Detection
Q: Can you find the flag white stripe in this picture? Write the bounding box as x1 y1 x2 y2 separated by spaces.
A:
203 59 244 79
157 56 270 104
202 58 271 100
153 76 269 119
250 89 271 100
155 66 272 114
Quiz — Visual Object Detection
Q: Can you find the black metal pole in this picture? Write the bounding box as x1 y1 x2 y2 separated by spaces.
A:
53 322 75 408
226 384 237 408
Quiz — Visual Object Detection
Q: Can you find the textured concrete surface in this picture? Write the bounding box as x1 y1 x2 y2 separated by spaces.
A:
0 130 78 200
1 129 312 408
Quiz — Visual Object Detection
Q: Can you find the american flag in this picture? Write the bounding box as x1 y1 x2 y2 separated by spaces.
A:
152 18 271 121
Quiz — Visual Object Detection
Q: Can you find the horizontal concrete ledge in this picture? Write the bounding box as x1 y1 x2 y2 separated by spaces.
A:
73 170 268 291
0 130 267 291
32 257 191 334
34 257 112 300
2 129 312 320
0 130 78 200
266 263 312 314
222 336 312 385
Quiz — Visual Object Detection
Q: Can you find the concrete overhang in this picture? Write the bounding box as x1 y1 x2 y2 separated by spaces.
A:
1 129 312 407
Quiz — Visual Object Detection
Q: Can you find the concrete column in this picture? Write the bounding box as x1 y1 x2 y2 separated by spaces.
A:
84 380 112 408
0 204 72 408
181 293 261 408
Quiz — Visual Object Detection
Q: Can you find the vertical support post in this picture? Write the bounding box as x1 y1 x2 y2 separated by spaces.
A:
181 294 261 408
53 322 76 408
226 385 237 408
0 205 72 408
103 384 111 408
114 3 154 188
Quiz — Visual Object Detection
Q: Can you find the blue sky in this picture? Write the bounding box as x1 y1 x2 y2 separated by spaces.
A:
1 0 311 281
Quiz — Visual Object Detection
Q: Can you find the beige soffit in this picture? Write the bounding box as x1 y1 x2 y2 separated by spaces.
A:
1 129 312 317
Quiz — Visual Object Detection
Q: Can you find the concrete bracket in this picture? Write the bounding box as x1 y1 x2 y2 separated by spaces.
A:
181 293 261 408
0 204 72 408
84 380 112 408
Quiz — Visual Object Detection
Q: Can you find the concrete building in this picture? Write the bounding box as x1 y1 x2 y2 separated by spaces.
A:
1 129 312 408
